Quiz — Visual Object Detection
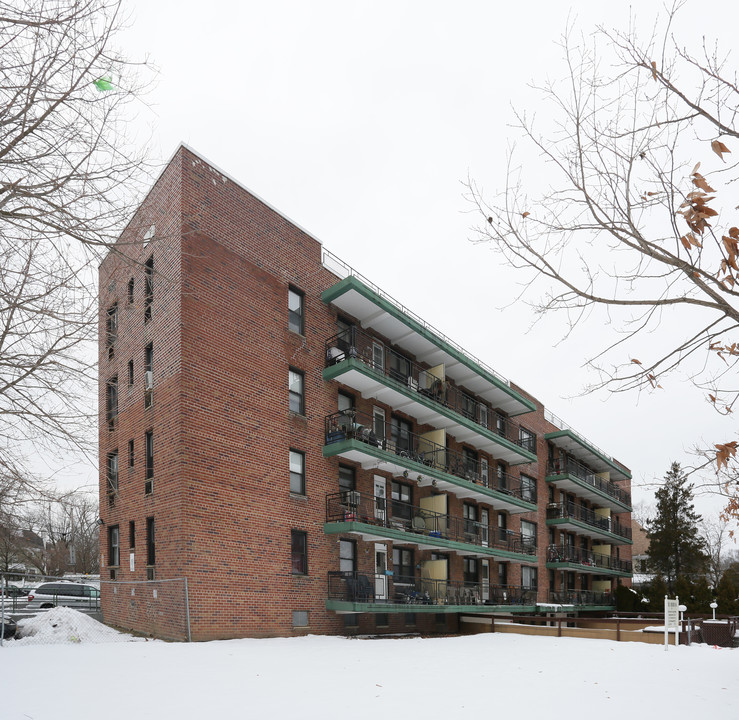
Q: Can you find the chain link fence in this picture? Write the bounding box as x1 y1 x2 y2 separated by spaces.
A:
2 573 191 645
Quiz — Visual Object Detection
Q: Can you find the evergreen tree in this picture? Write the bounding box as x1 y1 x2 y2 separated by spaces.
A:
646 462 707 592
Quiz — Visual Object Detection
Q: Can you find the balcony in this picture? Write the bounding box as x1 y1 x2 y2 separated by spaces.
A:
327 571 538 612
546 589 614 607
324 410 538 513
324 327 537 465
545 459 631 512
320 264 536 417
546 544 632 576
545 425 631 482
545 502 632 544
325 492 538 562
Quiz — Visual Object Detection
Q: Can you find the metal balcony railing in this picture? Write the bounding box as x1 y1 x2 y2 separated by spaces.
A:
325 409 537 504
545 502 632 541
326 492 537 555
326 327 536 453
327 571 538 606
546 459 631 507
547 589 613 606
546 544 632 573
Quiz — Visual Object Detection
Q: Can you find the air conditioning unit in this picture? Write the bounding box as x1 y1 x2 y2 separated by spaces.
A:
144 371 153 390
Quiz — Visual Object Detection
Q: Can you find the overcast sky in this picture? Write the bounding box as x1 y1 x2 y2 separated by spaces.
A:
114 0 739 521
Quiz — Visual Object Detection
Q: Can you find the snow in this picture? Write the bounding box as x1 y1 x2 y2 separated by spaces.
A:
1 611 737 719
10 606 140 646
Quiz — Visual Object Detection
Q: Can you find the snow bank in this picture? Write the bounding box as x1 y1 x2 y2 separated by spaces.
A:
11 607 141 645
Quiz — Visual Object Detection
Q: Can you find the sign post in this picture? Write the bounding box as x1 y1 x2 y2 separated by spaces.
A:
664 596 679 651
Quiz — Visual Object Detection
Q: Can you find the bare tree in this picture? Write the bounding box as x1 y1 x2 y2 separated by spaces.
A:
701 516 733 587
469 2 739 514
0 1 153 510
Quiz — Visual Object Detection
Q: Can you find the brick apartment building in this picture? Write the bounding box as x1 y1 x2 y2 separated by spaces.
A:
99 144 633 640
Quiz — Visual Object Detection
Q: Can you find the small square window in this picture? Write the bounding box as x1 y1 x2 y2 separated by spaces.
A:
289 450 305 495
375 613 389 627
288 287 304 334
405 613 416 626
344 614 359 628
289 368 305 415
291 530 308 575
292 610 309 627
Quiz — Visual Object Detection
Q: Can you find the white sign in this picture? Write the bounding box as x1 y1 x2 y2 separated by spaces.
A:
665 598 679 628
664 597 680 650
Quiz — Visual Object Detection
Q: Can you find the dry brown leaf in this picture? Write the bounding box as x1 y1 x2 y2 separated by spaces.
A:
680 235 691 250
522 211 530 219
650 61 658 81
631 358 642 364
711 139 731 160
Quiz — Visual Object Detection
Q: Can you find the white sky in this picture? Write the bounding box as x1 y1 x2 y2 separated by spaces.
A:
113 0 739 521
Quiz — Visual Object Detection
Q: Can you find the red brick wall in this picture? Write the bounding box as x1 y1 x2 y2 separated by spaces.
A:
99 145 633 640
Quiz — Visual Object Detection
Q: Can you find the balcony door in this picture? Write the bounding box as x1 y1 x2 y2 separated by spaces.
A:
373 476 386 522
374 543 388 600
480 508 489 547
481 560 490 602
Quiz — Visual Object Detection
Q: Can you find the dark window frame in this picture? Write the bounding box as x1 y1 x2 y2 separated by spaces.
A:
291 529 308 575
289 368 305 415
144 255 153 322
289 449 306 495
391 480 412 521
288 286 305 335
339 538 356 574
108 525 120 567
146 517 155 566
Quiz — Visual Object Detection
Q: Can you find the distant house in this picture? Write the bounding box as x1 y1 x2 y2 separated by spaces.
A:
0 525 44 577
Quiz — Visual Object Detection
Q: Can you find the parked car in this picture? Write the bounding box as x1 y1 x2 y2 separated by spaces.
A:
1 613 16 639
26 582 100 610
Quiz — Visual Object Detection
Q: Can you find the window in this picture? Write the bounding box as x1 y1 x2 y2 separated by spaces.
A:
129 521 135 549
291 530 308 575
145 429 153 494
339 539 356 574
106 303 118 358
388 351 411 383
463 557 479 584
146 517 155 566
498 512 508 541
375 614 388 627
338 465 356 493
480 458 489 487
107 451 119 499
144 255 153 322
519 427 536 453
128 439 134 468
371 342 384 371
373 407 386 442
521 520 537 551
522 565 538 590
498 562 508 586
343 614 359 628
496 462 507 490
461 392 476 420
391 416 412 452
337 391 354 424
127 359 134 386
336 318 355 351
289 368 304 414
393 547 414 584
496 414 507 437
478 403 489 428
520 473 537 503
289 450 305 495
127 277 134 304
391 481 412 521
463 503 478 536
144 343 153 408
108 526 120 567
292 610 309 627
405 613 416 626
106 376 118 430
463 448 478 480
288 287 304 334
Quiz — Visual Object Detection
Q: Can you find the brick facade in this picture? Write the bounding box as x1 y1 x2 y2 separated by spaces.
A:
99 145 633 640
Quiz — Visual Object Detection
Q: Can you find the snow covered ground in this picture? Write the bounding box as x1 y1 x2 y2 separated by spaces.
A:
1 610 736 719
